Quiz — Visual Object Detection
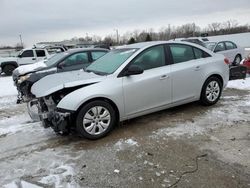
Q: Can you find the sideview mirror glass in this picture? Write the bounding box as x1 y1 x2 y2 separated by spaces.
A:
125 65 144 76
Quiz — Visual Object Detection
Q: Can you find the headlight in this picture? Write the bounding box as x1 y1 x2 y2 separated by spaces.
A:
18 75 30 84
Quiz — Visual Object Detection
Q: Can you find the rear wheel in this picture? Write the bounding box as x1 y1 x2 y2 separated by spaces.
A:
3 64 16 76
200 77 222 106
76 100 117 140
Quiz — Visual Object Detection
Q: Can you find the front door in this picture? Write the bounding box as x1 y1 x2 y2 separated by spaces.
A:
17 50 36 65
122 45 172 117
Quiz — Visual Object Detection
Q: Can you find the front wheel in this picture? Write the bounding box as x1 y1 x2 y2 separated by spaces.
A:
200 77 222 106
76 100 117 140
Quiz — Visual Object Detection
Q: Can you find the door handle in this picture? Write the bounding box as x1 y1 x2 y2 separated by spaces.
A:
32 58 36 60
160 75 169 80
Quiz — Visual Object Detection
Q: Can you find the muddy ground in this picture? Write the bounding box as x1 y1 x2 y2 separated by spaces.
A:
0 88 250 188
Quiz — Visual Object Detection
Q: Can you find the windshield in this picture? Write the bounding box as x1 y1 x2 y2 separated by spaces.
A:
44 53 66 67
86 48 137 75
205 42 217 51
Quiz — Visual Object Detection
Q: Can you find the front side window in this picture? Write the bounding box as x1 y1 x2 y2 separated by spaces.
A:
130 45 165 70
225 42 236 50
169 44 195 64
91 51 107 61
214 43 225 52
20 50 34 58
62 52 89 67
36 50 46 57
86 48 137 75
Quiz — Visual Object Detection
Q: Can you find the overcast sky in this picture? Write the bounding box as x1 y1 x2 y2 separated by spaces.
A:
0 0 250 46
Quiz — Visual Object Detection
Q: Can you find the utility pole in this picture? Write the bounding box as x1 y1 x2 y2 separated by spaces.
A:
19 34 23 48
114 29 119 44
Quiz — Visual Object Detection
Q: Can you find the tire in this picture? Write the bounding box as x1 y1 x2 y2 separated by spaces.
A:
3 64 16 76
76 100 117 140
27 100 40 122
200 77 222 106
233 55 242 66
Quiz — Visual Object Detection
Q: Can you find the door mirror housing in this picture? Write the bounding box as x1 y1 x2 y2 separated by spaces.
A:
125 65 144 76
57 62 65 69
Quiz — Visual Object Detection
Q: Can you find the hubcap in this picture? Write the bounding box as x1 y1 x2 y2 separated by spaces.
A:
206 81 220 102
83 106 111 135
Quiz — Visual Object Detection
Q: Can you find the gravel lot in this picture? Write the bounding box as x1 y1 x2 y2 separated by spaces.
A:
0 75 250 188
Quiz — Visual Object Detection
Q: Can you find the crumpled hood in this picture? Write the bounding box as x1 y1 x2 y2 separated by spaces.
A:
31 70 106 98
13 60 47 77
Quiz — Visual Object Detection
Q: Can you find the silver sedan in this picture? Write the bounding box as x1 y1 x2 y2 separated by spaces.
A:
31 41 229 139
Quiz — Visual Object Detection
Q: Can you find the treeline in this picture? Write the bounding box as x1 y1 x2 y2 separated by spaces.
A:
73 20 250 45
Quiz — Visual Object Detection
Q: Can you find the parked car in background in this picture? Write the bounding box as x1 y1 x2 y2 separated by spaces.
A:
31 41 229 139
204 41 244 65
14 48 108 120
172 37 207 47
13 48 108 101
0 45 67 75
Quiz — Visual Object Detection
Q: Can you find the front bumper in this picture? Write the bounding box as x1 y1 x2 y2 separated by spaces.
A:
39 110 72 133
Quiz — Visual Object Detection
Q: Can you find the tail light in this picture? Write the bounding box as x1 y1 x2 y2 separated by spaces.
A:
224 58 230 65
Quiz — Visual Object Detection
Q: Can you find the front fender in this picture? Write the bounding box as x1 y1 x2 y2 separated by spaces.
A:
57 78 125 120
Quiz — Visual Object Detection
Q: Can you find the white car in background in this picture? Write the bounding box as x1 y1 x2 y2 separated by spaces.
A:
205 41 244 65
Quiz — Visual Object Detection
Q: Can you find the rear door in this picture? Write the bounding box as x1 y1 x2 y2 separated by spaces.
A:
168 44 210 103
224 42 237 62
35 49 47 62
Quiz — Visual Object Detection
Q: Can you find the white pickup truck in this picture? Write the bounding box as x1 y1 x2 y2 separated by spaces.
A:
0 46 66 75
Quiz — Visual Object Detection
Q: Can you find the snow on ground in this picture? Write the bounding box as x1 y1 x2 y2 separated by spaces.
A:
227 77 250 90
0 76 17 97
153 78 250 139
114 138 139 151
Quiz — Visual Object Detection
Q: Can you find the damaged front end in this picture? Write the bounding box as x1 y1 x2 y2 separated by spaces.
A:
38 96 73 134
37 86 88 134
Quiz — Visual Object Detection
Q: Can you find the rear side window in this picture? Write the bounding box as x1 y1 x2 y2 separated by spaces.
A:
169 44 195 64
193 48 211 59
214 43 225 52
91 51 107 61
21 50 34 58
36 50 46 57
225 42 237 50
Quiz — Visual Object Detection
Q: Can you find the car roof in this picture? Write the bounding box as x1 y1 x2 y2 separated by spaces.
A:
67 48 109 53
118 41 210 52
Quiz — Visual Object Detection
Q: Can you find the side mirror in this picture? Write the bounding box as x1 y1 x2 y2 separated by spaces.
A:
125 65 144 76
57 62 65 69
17 54 22 58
